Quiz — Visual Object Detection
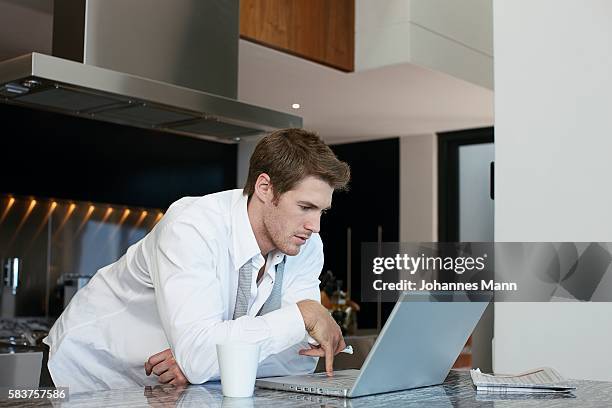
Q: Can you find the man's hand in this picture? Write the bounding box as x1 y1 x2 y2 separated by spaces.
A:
144 348 189 386
296 299 346 377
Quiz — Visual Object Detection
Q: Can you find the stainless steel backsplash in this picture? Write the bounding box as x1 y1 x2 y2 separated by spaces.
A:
0 195 162 317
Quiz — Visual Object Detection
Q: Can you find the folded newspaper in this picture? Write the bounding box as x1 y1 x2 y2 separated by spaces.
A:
470 367 576 393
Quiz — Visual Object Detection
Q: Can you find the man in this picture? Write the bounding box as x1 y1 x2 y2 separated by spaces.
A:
43 129 351 392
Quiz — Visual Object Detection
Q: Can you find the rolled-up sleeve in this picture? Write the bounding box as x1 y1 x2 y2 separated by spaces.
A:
151 220 307 384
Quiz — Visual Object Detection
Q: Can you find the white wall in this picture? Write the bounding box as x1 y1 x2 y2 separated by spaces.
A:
355 0 412 70
494 0 612 380
355 0 493 89
400 134 437 242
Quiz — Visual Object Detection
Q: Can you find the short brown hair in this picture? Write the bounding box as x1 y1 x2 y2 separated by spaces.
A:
244 128 350 199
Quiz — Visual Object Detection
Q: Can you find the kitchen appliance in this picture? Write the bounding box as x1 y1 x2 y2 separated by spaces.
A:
60 274 91 309
0 0 301 143
0 318 54 388
1 257 21 318
0 352 43 388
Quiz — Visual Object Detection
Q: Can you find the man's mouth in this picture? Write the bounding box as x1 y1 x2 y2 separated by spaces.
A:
294 235 309 244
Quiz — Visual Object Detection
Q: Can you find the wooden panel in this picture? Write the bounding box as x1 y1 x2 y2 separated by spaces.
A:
240 0 354 72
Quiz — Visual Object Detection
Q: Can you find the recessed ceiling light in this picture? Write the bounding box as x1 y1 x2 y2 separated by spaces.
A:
291 103 300 109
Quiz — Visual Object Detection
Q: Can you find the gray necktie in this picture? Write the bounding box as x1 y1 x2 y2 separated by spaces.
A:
233 260 253 319
233 258 285 319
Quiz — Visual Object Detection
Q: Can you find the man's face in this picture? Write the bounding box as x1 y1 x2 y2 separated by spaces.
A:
262 176 333 256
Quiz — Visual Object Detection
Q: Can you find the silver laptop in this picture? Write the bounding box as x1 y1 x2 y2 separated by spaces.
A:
256 292 488 398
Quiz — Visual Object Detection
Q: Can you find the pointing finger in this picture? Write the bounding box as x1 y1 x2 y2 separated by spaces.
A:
325 344 334 377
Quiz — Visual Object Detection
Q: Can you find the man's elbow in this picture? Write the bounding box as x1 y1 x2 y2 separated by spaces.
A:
173 343 218 385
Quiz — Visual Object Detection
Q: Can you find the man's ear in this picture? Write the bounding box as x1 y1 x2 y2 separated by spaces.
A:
253 173 273 203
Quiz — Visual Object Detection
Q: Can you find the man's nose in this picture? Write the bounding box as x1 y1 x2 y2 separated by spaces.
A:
304 214 321 234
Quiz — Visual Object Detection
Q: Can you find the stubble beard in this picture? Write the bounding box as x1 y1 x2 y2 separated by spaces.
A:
262 207 300 256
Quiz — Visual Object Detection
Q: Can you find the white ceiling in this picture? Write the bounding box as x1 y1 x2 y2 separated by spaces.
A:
238 39 494 144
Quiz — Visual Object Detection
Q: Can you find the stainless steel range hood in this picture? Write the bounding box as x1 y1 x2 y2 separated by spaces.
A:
0 52 301 142
0 0 301 143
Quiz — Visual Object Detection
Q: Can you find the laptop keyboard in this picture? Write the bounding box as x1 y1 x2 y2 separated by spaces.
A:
299 371 359 388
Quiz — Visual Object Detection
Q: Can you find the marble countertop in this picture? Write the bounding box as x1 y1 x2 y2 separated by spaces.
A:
1 370 610 407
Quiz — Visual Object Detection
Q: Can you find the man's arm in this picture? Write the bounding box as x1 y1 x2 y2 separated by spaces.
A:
149 220 307 384
279 234 346 375
255 234 345 378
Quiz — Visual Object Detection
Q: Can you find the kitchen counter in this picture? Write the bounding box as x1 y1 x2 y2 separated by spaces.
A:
1 370 610 407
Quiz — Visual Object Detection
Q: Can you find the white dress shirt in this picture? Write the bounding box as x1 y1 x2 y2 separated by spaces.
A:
43 189 322 392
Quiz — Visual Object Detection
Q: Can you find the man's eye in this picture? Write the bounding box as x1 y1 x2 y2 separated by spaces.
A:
299 205 310 210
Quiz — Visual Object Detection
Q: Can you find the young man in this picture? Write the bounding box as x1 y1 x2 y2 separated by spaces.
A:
44 129 351 392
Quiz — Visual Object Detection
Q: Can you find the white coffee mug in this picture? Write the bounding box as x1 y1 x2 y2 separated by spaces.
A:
216 342 261 398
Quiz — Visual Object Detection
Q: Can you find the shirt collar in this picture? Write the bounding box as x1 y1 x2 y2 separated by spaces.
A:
230 190 286 270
